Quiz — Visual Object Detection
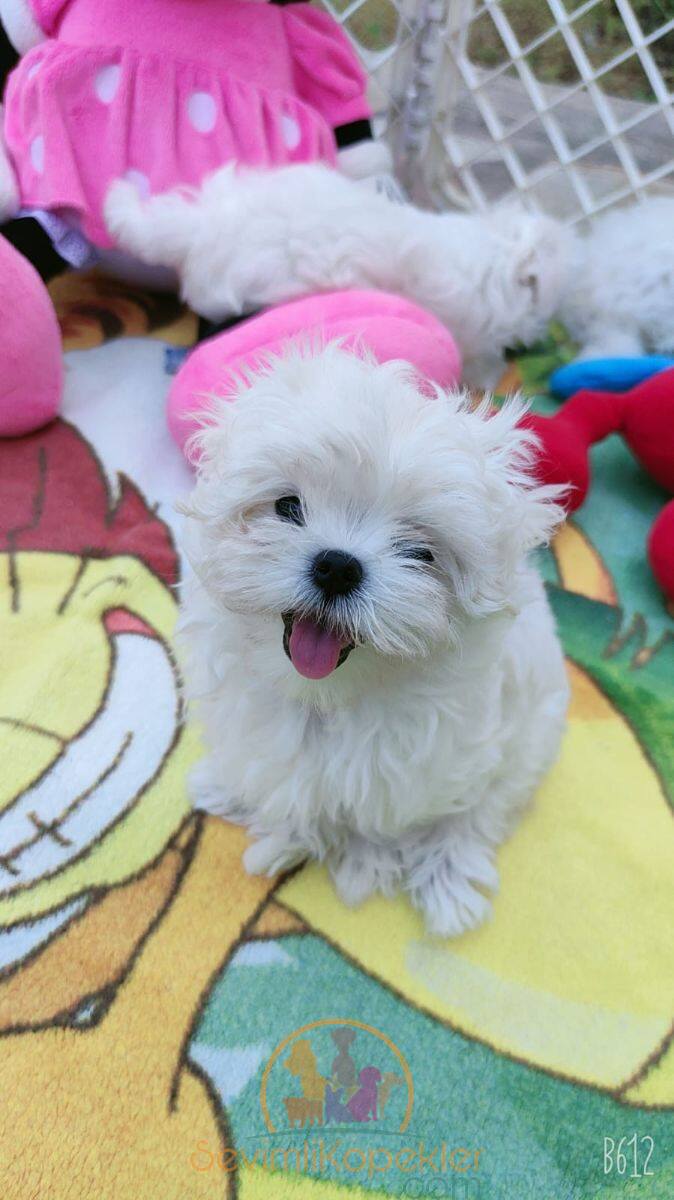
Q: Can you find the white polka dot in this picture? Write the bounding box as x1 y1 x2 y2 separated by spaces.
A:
27 61 41 81
281 114 301 150
95 64 121 104
31 136 44 174
187 92 217 134
125 169 151 199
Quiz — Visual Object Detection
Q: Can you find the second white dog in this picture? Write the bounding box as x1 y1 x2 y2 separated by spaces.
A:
562 197 674 359
105 162 571 387
180 345 569 937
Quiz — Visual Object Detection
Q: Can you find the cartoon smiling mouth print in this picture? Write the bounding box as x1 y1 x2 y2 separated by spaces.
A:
0 421 197 931
0 605 182 895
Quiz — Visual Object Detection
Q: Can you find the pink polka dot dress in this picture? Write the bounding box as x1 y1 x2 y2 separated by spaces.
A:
3 0 371 247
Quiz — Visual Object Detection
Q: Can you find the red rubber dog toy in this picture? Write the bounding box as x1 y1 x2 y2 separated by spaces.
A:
524 368 674 605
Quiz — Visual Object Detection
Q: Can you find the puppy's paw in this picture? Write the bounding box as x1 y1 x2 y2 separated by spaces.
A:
412 872 493 938
243 833 307 878
330 856 379 908
329 836 403 908
409 841 498 938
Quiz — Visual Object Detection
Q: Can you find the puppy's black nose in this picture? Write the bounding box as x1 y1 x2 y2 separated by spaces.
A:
312 550 363 598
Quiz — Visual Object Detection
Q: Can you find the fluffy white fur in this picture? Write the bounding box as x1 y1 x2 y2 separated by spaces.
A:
562 197 674 359
180 345 569 937
105 162 572 387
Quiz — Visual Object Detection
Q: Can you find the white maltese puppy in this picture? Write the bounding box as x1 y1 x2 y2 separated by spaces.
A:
179 344 569 937
105 163 571 387
562 197 674 359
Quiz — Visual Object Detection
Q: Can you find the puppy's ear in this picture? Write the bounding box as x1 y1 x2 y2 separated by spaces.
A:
512 215 575 321
489 204 574 323
479 395 566 556
185 397 238 476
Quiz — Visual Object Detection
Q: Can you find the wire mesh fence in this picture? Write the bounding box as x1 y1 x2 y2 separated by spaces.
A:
322 0 674 222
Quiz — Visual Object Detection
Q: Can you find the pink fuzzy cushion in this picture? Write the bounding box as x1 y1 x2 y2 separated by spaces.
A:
167 290 462 455
0 235 63 437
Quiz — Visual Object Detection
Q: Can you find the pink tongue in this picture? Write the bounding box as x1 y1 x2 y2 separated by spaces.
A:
288 617 346 680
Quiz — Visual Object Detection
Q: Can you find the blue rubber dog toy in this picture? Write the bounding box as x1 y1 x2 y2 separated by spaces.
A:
550 356 674 400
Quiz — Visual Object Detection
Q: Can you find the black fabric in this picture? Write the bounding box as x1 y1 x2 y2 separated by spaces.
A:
196 309 261 345
1 217 71 282
334 118 374 148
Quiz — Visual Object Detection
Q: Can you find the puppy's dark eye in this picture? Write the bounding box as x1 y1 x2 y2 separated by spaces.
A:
275 495 304 526
395 541 435 564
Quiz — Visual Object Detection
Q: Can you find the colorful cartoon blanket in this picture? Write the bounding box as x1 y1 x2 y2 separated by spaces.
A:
0 279 672 1200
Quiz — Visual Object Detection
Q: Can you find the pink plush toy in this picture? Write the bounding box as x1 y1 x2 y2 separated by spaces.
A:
0 0 386 438
0 232 62 436
167 289 463 453
0 0 379 250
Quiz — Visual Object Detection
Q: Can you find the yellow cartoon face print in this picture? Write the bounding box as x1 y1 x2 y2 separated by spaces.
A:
0 421 198 933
